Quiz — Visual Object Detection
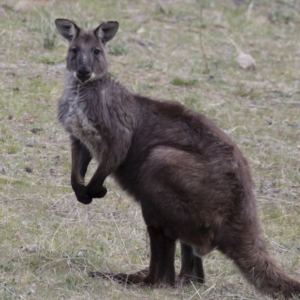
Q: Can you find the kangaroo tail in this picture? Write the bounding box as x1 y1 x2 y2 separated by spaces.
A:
220 226 300 299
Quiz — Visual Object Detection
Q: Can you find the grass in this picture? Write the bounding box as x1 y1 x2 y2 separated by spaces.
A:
0 0 300 299
171 76 197 86
108 43 128 56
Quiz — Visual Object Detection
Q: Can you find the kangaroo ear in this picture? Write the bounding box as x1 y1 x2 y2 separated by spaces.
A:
94 21 119 44
55 18 79 42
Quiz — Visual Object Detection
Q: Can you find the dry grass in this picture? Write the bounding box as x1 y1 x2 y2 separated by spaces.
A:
0 0 300 299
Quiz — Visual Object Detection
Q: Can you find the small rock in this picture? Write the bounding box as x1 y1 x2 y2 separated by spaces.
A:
137 27 146 34
236 52 256 70
25 137 36 147
21 244 38 253
77 251 84 257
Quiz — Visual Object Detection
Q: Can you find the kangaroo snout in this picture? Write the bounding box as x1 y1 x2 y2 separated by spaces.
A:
76 66 92 83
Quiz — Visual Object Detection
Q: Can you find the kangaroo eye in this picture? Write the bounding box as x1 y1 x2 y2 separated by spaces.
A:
70 47 78 54
94 48 100 55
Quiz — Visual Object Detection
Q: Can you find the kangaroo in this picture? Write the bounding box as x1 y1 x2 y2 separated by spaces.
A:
55 18 300 298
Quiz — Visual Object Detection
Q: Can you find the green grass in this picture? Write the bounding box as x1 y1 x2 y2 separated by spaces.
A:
0 0 300 299
171 76 197 87
108 43 128 56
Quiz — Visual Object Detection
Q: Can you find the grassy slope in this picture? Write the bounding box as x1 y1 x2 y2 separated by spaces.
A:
0 0 299 299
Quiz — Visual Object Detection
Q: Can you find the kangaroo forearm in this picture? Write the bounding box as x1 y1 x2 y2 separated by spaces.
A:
70 136 93 204
85 165 108 199
70 135 92 185
71 137 83 185
86 149 120 197
87 158 112 190
78 143 92 179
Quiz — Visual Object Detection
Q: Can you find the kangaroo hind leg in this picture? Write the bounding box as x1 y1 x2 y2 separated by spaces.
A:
90 226 176 287
179 242 205 284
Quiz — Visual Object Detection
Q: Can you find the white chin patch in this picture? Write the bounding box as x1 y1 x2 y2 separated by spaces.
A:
84 73 96 83
90 73 96 80
74 72 96 84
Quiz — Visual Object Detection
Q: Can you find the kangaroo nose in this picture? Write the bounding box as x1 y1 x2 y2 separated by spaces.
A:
76 66 92 83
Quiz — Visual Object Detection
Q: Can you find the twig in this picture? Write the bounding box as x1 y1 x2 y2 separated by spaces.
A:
221 31 242 54
188 280 203 300
246 1 254 21
198 3 209 72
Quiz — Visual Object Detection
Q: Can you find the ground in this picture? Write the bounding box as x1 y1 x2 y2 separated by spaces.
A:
0 0 300 299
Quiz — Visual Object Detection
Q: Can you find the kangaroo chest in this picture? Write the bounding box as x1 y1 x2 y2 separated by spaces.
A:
61 93 103 160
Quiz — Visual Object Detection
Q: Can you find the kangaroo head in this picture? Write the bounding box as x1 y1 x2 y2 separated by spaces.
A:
55 19 119 83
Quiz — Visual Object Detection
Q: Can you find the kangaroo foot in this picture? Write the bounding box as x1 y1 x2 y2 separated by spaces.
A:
177 272 205 285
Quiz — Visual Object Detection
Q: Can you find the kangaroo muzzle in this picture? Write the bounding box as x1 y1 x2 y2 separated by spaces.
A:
76 66 92 83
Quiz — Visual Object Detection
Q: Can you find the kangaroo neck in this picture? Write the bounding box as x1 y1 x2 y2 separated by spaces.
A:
72 75 108 95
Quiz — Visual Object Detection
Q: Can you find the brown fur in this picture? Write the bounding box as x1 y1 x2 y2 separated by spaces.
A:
55 18 300 298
